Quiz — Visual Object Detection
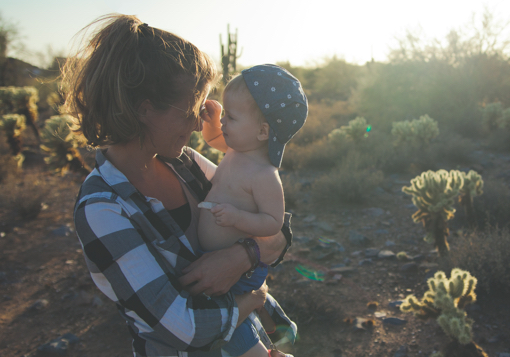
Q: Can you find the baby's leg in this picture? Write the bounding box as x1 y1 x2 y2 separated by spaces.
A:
257 307 276 333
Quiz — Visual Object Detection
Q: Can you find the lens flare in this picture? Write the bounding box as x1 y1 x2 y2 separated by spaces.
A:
295 264 325 281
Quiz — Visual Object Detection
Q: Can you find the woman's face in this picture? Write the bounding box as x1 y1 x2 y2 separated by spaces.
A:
141 96 202 158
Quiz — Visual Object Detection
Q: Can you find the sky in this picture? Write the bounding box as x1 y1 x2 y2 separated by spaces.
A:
2 0 510 68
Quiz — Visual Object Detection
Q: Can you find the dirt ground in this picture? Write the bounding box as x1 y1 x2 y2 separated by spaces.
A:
1 147 510 357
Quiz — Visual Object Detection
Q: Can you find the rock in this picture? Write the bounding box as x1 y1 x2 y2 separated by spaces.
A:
36 333 79 356
91 295 104 307
388 300 403 309
498 353 510 357
383 317 407 326
419 262 439 270
51 225 73 237
317 222 334 232
394 345 408 357
329 266 357 275
303 214 316 222
358 259 373 266
317 237 345 252
380 221 391 227
349 231 370 245
374 229 389 235
364 207 385 217
30 299 49 311
411 254 425 262
385 240 396 247
293 236 312 244
400 262 418 273
378 250 396 259
374 311 387 318
351 250 362 256
365 248 380 257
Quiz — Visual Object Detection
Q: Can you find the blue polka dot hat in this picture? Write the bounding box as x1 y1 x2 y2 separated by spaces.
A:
242 64 308 168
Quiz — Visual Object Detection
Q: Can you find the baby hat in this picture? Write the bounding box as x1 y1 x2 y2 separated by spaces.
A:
242 64 308 168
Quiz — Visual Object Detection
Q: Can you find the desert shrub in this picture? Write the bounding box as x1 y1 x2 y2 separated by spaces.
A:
0 86 40 141
480 102 503 131
392 115 439 146
282 138 340 171
0 172 49 220
280 173 308 210
471 178 510 228
311 152 384 205
0 114 26 161
188 131 223 165
450 226 510 297
484 130 510 152
329 116 370 142
428 133 476 167
40 115 91 175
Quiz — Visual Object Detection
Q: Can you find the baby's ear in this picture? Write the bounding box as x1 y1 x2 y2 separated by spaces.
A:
257 122 270 141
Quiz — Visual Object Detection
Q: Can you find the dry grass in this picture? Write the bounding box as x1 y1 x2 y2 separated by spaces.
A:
450 226 510 298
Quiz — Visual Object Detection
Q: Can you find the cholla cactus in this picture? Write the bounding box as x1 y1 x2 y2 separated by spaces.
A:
402 170 464 256
0 87 40 141
40 115 90 175
330 116 370 142
392 115 439 146
459 171 483 226
0 114 26 166
480 102 503 131
401 269 477 345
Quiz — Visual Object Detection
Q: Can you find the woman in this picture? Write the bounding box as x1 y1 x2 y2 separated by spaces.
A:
64 14 296 357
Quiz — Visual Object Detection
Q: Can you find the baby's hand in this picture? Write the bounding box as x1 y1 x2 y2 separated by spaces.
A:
201 100 222 125
210 203 239 227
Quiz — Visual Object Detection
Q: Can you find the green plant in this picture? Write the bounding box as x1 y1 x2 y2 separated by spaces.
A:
40 115 90 175
458 171 483 227
329 116 370 142
0 113 25 154
391 115 439 146
188 131 224 165
0 86 40 141
480 102 503 131
220 24 242 84
401 269 487 356
402 170 464 257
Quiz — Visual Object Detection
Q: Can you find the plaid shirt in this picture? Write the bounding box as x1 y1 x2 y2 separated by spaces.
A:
74 148 296 356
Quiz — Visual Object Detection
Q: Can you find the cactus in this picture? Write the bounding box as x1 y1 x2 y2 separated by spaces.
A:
402 170 464 257
0 86 40 141
401 269 481 350
480 102 503 130
458 171 483 227
330 116 370 142
392 115 439 146
0 113 25 155
188 131 224 165
220 24 242 85
40 115 90 175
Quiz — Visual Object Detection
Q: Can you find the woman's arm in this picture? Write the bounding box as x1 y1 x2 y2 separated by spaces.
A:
74 197 239 351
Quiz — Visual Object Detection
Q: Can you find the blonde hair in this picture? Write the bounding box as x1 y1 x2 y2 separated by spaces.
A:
223 74 265 123
61 14 218 147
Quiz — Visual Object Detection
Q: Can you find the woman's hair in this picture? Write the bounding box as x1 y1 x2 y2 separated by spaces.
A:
223 74 265 122
61 14 217 147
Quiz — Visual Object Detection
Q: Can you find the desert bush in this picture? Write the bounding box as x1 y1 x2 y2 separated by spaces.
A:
428 133 476 167
0 86 40 141
329 116 370 143
40 115 91 175
311 152 384 205
391 115 439 146
188 131 224 165
450 226 510 297
480 102 503 131
0 172 49 220
0 113 25 157
282 138 339 171
471 178 510 229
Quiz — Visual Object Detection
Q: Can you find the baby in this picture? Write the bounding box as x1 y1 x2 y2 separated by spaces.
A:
198 64 308 357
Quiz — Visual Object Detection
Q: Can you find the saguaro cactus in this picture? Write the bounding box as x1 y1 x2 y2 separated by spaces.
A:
402 170 464 257
458 171 483 227
401 269 487 357
40 115 90 175
220 24 242 85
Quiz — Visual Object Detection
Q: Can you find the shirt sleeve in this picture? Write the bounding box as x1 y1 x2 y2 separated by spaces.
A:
74 196 238 351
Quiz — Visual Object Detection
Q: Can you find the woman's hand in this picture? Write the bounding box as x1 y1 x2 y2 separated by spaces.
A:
179 243 251 296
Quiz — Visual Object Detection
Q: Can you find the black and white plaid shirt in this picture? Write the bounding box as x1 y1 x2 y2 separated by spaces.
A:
74 148 296 356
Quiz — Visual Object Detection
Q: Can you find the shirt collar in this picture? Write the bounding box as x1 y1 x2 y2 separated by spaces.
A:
95 149 139 201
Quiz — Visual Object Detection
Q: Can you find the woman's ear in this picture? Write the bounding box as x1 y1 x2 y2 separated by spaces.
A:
257 122 270 141
138 100 153 123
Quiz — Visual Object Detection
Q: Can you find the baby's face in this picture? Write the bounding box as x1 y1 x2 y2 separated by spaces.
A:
220 91 267 152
